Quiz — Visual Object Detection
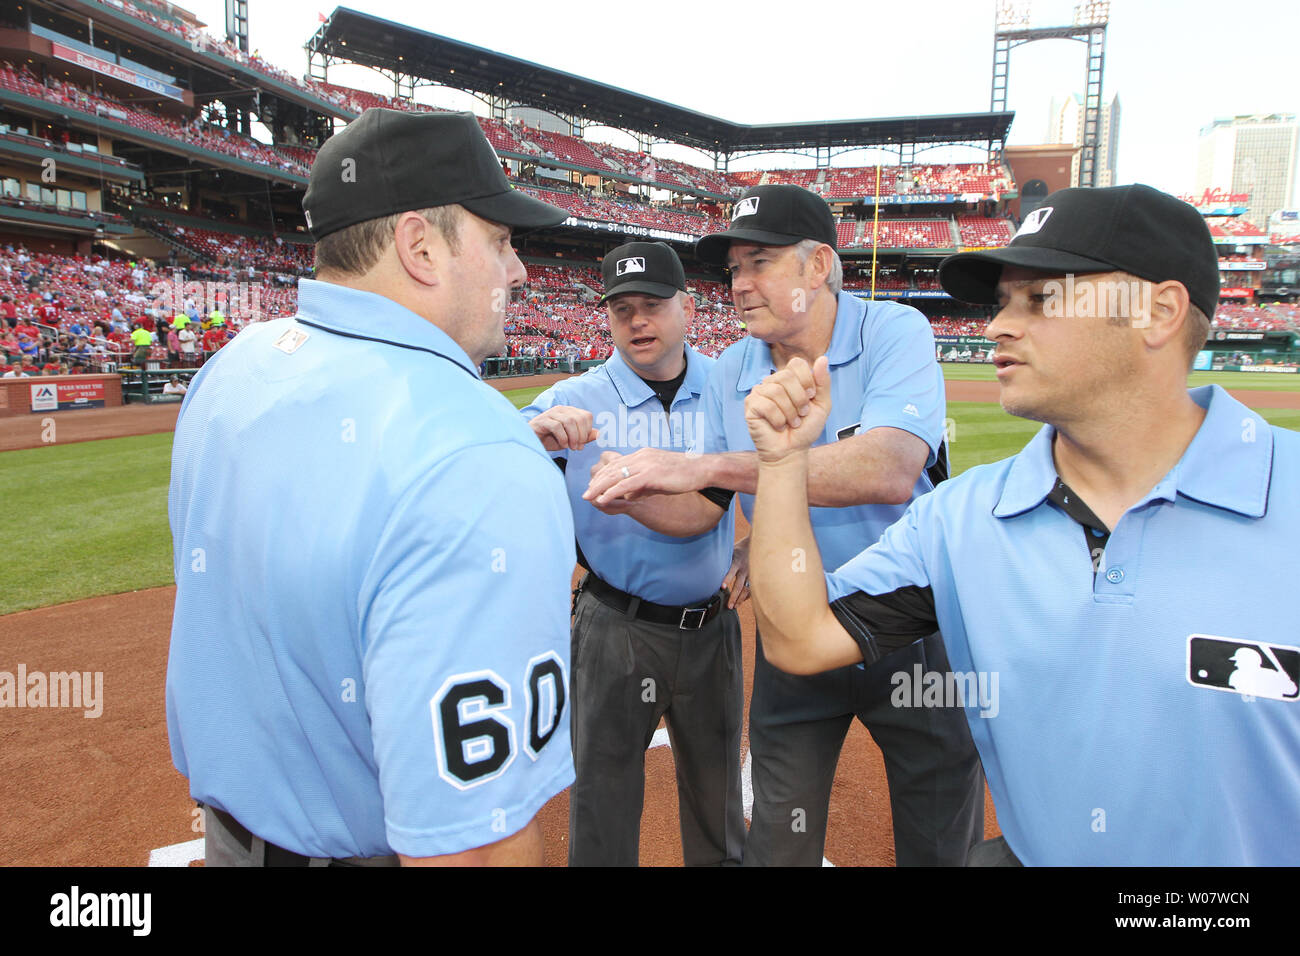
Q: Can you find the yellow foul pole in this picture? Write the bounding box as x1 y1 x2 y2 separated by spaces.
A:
869 162 882 300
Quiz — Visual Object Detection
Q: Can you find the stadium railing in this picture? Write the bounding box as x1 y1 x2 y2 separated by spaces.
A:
118 367 201 404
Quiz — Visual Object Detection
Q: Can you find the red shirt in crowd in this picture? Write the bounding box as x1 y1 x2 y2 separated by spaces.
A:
13 321 38 339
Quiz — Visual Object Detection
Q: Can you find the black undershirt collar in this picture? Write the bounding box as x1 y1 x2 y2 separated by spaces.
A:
635 363 687 415
1046 476 1112 573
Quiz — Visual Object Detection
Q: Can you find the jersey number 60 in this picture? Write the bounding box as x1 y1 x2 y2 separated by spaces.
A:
430 652 567 790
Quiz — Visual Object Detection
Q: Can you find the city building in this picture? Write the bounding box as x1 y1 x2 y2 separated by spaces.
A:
1196 114 1299 231
1045 92 1120 187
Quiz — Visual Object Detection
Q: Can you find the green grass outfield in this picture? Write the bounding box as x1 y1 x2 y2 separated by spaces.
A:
1 369 1297 615
0 433 174 615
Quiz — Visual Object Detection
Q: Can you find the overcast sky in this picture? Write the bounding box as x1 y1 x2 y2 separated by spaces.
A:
183 0 1299 202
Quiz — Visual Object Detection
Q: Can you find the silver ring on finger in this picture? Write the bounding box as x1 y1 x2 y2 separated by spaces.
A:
621 466 631 479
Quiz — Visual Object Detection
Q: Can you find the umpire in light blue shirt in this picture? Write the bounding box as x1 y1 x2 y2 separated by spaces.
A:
166 109 577 866
584 187 983 867
522 241 745 866
745 183 1300 865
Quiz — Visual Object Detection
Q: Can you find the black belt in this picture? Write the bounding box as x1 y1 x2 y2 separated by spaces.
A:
579 573 727 630
206 805 397 868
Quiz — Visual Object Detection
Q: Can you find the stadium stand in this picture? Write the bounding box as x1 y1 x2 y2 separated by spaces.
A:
0 63 310 176
866 220 956 249
957 216 1015 247
140 221 313 277
1208 218 1269 240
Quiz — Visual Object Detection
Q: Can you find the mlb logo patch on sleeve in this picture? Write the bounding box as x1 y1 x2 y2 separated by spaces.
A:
272 328 310 354
1187 635 1300 701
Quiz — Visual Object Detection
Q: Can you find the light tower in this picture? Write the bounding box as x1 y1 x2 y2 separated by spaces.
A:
991 1 1109 186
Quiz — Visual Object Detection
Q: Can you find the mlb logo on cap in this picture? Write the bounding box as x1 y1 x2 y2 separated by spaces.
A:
1013 206 1053 240
599 241 687 304
732 197 760 221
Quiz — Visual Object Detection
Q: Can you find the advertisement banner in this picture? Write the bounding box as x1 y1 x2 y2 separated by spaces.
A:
1194 350 1213 371
864 194 958 205
1213 236 1268 246
1213 331 1265 341
57 380 105 409
1178 188 1250 208
50 42 185 102
1219 260 1266 271
29 382 56 412
563 217 695 244
1219 287 1255 298
852 290 952 300
30 379 105 412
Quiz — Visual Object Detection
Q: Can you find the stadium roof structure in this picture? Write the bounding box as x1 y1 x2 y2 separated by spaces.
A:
307 8 1013 154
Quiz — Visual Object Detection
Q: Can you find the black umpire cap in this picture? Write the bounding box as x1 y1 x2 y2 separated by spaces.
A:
938 184 1220 318
302 108 567 241
600 242 687 304
695 184 838 265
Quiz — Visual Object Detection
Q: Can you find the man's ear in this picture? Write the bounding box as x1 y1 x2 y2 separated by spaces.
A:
1139 279 1190 352
392 212 441 288
680 291 696 320
807 243 833 290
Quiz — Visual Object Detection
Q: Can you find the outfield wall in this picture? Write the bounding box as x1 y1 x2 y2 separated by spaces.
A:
0 375 123 417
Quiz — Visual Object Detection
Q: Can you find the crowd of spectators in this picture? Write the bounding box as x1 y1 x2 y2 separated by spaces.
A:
109 0 344 113
6 231 1296 379
742 162 1013 201
1207 218 1268 239
929 317 989 336
0 243 299 376
864 220 956 248
1212 303 1300 332
142 219 313 276
0 61 309 177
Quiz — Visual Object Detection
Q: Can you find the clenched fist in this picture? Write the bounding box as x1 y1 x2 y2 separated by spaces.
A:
528 405 599 452
744 355 831 462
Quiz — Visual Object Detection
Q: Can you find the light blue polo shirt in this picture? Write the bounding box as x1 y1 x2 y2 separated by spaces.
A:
825 385 1300 865
167 278 576 859
700 292 945 570
521 345 734 606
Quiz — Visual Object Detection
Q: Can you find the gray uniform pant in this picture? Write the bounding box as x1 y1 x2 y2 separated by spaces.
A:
743 629 984 867
568 587 745 866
